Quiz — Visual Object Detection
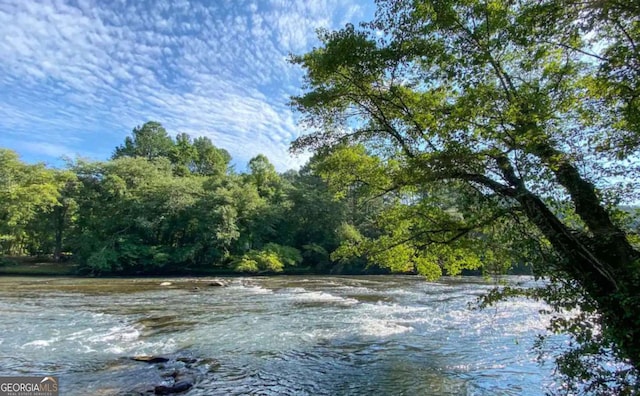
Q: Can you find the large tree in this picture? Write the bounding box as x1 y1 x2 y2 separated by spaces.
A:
113 121 174 160
291 0 640 392
71 157 208 274
0 149 65 256
191 136 231 177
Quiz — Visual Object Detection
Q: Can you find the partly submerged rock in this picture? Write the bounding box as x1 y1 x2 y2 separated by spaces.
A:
154 380 193 395
200 358 221 372
176 357 197 364
207 280 227 287
159 282 172 286
123 353 215 394
131 355 170 364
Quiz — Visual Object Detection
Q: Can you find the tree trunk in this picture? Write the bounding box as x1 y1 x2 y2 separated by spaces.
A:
530 140 638 265
512 180 640 369
510 121 640 367
53 205 67 262
461 146 640 368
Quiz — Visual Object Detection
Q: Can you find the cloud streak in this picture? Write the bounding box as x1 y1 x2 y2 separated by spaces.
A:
0 0 373 170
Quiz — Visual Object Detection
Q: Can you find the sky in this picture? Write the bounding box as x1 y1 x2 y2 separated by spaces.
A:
0 0 375 171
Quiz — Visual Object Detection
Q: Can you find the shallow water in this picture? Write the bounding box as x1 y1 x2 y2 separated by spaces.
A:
0 275 557 395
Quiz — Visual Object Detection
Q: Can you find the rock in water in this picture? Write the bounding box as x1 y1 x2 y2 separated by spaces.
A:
131 356 170 364
154 381 193 394
207 280 227 287
159 282 172 286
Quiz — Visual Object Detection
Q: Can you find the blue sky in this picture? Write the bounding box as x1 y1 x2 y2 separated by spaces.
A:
0 0 375 171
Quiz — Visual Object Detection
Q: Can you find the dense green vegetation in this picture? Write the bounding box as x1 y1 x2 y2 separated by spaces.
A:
290 0 640 393
1 121 433 277
0 120 530 278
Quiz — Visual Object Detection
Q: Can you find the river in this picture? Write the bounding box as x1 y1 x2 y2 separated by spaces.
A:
0 275 558 395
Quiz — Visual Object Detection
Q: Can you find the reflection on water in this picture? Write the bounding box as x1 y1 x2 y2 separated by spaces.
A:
0 276 556 395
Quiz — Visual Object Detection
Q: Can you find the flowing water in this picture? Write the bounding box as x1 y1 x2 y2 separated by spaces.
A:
0 275 559 395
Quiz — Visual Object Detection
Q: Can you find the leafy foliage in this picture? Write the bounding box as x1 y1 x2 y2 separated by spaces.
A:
291 0 640 392
113 122 174 160
233 250 284 273
0 122 372 277
0 149 68 256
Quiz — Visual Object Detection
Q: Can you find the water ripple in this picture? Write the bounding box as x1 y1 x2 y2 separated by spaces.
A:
0 275 556 395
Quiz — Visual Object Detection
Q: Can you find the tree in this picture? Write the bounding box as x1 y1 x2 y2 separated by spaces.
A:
311 144 392 230
113 121 174 160
170 132 198 176
538 0 640 157
70 157 208 274
291 0 640 392
278 164 348 271
191 136 230 177
232 243 302 274
247 154 281 199
27 170 78 260
113 123 230 178
0 149 63 256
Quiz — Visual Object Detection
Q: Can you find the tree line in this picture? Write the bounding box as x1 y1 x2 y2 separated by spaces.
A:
1 121 439 276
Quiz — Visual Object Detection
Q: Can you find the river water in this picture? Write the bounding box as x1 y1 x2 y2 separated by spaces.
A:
0 276 558 395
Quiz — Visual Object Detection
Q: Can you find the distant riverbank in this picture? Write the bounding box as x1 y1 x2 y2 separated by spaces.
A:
0 256 391 277
0 257 76 276
0 255 532 278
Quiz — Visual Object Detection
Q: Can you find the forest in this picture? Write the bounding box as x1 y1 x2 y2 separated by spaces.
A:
0 121 401 276
0 120 537 277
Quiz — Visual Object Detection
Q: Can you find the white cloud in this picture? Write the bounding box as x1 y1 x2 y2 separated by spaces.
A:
0 0 375 170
